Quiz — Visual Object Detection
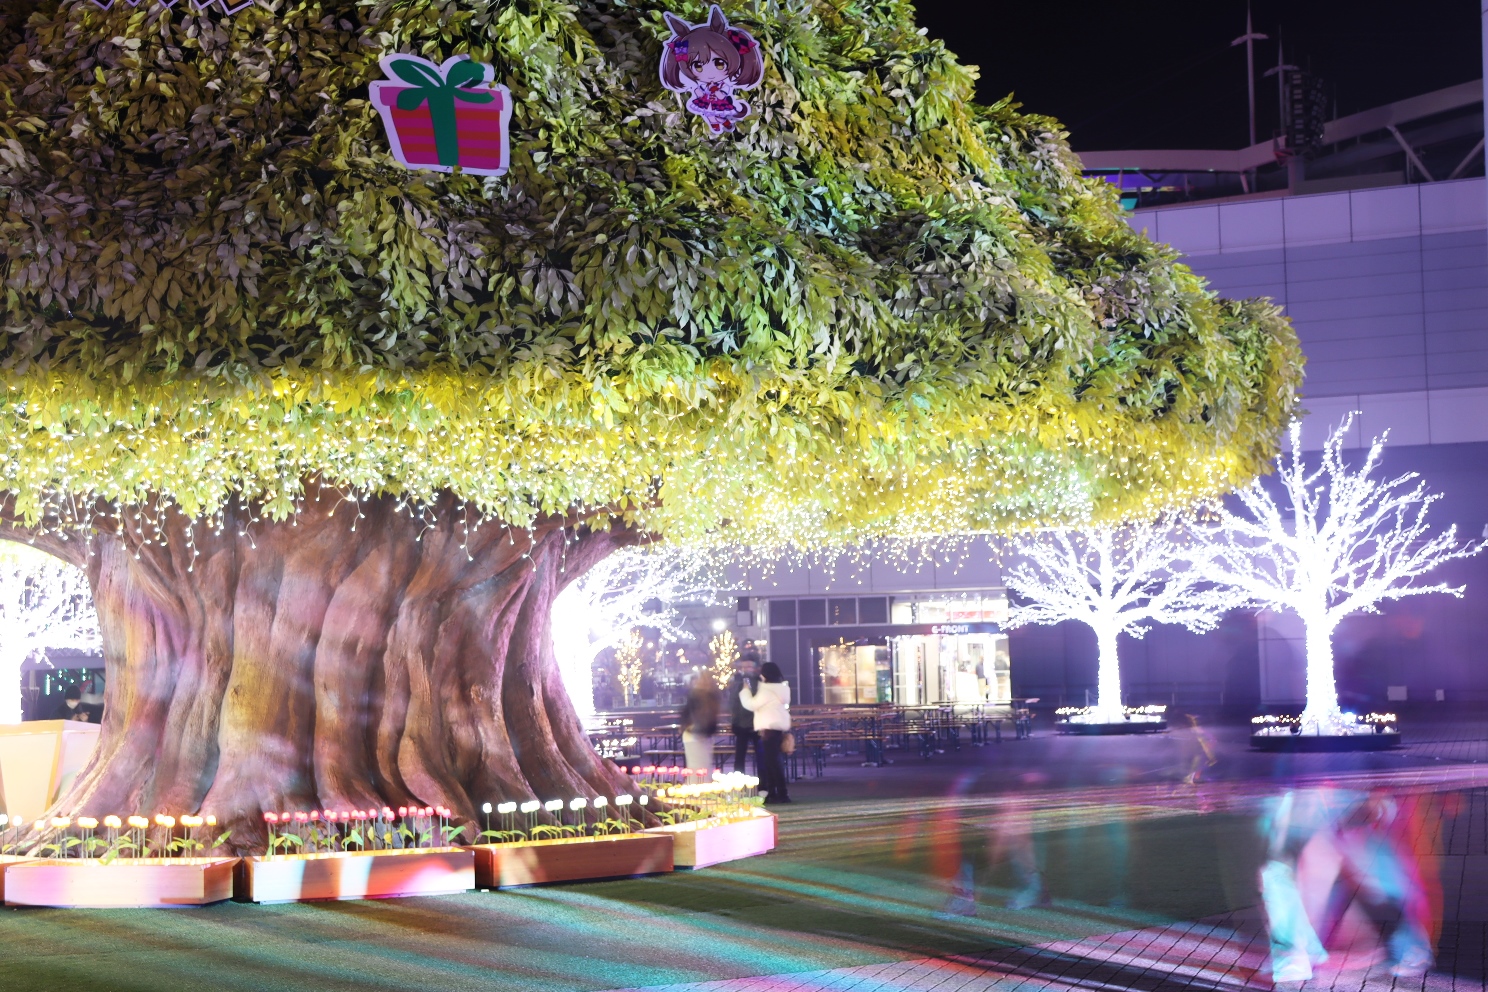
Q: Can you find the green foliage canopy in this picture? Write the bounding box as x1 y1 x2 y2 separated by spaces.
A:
0 0 1302 546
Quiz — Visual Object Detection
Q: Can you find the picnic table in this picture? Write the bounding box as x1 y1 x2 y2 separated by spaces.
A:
789 707 891 766
602 702 1029 782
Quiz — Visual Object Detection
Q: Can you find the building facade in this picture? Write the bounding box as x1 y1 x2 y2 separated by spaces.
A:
757 590 1010 708
728 175 1488 712
1131 177 1488 709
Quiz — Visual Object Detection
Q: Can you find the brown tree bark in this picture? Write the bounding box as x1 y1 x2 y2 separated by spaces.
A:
1 486 638 852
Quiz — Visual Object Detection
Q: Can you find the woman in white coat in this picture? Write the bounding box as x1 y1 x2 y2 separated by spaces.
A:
739 661 791 804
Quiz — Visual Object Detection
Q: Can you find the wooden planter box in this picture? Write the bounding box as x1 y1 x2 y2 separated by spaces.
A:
471 832 673 889
235 847 474 904
0 854 35 903
2 857 237 908
647 812 777 869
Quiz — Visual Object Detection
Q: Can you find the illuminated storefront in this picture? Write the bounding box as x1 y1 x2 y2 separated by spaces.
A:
818 627 1010 706
763 591 1012 707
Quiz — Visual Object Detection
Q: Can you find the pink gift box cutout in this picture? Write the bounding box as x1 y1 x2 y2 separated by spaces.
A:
370 54 513 178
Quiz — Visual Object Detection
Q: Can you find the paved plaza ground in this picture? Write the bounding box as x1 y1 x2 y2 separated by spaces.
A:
1 714 1484 991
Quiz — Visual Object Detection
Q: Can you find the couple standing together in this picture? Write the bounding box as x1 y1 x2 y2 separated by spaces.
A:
683 658 792 804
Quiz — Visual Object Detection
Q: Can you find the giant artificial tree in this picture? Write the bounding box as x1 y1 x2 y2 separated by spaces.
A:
0 0 1301 847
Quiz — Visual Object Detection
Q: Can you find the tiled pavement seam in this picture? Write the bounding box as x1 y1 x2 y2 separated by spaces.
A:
598 912 1479 992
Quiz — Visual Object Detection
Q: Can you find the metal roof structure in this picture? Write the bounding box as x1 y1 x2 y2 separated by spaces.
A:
1080 80 1485 209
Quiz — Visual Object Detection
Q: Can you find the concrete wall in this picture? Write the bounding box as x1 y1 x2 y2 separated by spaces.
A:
1130 178 1488 447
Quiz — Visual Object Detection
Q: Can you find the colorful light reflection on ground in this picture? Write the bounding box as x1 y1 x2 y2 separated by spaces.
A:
0 726 1484 991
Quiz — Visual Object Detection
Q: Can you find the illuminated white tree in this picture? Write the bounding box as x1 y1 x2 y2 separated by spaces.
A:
1207 418 1481 729
1006 523 1236 720
615 631 645 707
551 546 721 720
0 545 101 725
708 630 740 690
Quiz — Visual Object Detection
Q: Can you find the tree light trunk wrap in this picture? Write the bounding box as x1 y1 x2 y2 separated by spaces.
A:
2 488 636 852
1093 626 1124 718
1300 618 1342 727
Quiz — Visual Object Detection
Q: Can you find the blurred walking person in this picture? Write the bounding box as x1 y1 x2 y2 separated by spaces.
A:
1259 788 1340 982
1177 713 1217 786
740 661 791 804
991 778 1048 909
679 674 721 772
1325 792 1436 977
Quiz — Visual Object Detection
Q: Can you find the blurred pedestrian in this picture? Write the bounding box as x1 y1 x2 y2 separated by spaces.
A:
991 782 1048 909
1176 713 1217 787
729 655 762 774
1259 787 1352 982
679 675 721 772
81 672 106 712
740 661 791 804
1325 792 1436 977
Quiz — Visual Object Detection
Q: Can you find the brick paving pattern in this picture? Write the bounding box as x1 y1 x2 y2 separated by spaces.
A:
601 787 1488 992
600 913 1478 991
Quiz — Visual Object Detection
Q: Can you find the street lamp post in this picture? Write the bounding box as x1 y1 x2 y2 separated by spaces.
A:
1231 4 1268 148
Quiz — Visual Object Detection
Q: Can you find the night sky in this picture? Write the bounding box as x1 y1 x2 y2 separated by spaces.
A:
911 1 1483 151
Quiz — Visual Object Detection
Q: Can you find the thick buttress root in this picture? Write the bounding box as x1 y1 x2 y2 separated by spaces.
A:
2 488 638 852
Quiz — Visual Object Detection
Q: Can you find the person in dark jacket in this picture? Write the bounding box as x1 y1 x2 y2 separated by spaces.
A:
728 656 762 774
49 685 101 723
740 661 791 804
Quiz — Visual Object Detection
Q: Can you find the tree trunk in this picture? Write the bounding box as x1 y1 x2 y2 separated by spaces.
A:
1092 625 1124 720
2 486 637 852
1300 616 1342 729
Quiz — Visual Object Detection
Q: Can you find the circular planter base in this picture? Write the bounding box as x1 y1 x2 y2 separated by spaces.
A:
1250 731 1402 752
1056 720 1168 736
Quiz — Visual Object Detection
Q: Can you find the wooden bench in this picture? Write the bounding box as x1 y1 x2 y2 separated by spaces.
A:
796 727 887 767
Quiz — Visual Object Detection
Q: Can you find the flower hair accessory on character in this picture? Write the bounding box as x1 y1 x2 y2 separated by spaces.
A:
658 5 765 135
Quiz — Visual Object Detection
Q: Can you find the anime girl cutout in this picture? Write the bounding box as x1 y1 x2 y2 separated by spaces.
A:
659 5 764 134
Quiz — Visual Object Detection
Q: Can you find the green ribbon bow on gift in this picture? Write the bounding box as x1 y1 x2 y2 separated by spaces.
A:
387 56 496 168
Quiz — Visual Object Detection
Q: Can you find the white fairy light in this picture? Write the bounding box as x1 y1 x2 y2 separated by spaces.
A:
0 545 101 725
550 545 722 721
1005 520 1239 721
1205 417 1481 732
